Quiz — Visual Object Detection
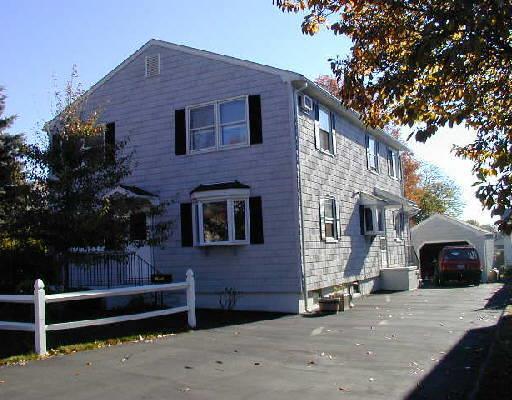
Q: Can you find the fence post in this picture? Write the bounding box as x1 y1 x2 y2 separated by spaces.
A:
186 269 196 328
34 279 47 356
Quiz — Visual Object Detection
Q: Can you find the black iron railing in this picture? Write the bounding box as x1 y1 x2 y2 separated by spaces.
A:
67 252 162 289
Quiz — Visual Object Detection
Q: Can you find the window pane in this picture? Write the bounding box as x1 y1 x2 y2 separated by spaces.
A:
367 137 375 153
220 99 246 124
388 151 395 176
325 222 335 238
324 199 335 219
221 124 247 146
202 201 228 242
190 105 214 129
377 209 384 231
192 128 215 150
234 200 246 240
394 155 401 179
319 107 330 132
364 208 374 231
320 130 331 152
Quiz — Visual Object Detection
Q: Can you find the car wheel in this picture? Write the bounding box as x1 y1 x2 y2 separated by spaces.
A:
473 280 480 286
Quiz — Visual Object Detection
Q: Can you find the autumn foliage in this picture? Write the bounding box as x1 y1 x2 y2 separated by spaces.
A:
277 0 512 232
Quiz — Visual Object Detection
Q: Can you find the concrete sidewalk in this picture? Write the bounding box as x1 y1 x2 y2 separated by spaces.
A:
0 284 506 400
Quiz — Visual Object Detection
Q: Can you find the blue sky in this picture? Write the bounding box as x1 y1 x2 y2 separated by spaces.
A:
2 0 491 223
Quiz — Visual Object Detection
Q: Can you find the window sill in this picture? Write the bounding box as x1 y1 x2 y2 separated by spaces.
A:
196 241 249 247
187 142 250 156
368 169 380 176
324 238 339 243
318 149 336 158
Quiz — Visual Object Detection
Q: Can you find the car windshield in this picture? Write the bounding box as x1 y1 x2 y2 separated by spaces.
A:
443 248 478 261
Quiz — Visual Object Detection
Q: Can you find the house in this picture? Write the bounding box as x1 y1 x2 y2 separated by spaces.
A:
411 214 495 283
63 39 418 313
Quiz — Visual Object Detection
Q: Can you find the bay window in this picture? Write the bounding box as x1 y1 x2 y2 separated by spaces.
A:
191 186 250 246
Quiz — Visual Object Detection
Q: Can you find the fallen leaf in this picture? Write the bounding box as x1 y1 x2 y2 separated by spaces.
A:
338 386 350 391
178 387 191 392
184 366 193 369
369 377 375 382
215 361 223 365
0 380 5 384
85 362 92 366
307 360 316 365
254 362 261 366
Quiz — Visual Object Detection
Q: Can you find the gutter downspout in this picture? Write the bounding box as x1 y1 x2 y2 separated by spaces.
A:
291 81 309 312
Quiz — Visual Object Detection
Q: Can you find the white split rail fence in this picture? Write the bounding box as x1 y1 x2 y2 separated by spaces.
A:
0 269 196 356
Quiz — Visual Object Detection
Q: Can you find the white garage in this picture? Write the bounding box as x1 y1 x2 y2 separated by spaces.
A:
411 214 495 283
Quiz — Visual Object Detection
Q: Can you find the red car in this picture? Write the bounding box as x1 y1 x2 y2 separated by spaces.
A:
434 246 482 286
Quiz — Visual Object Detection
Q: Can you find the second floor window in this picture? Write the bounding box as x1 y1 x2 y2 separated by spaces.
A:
366 135 379 172
387 148 401 180
314 104 336 155
318 107 334 153
188 96 249 153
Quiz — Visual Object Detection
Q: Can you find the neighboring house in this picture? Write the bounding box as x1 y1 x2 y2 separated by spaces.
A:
411 214 495 283
60 39 418 313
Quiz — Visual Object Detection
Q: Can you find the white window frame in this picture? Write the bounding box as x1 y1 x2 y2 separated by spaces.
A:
320 197 341 242
191 189 250 246
186 95 250 155
388 148 401 180
366 135 379 173
317 106 336 156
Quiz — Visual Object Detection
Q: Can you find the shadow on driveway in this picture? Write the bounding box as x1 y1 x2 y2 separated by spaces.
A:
405 284 511 400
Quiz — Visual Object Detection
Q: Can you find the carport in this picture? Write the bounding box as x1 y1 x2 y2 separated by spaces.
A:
411 214 495 282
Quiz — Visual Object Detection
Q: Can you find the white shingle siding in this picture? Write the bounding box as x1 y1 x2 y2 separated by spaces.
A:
82 44 302 301
79 41 411 311
296 104 409 292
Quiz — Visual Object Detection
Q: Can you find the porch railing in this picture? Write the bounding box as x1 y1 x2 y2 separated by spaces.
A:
67 252 164 289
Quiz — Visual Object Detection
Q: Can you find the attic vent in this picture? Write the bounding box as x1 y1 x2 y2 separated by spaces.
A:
145 54 160 78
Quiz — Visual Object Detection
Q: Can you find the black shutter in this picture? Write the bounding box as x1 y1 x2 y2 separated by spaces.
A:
180 203 193 247
314 102 320 121
249 196 264 244
249 95 262 145
129 212 147 241
175 109 186 155
105 122 115 164
359 205 365 235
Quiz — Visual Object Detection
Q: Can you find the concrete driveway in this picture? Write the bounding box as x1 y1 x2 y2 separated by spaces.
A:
0 284 507 400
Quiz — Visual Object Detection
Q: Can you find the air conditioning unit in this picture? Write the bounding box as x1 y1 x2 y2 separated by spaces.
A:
299 94 313 113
